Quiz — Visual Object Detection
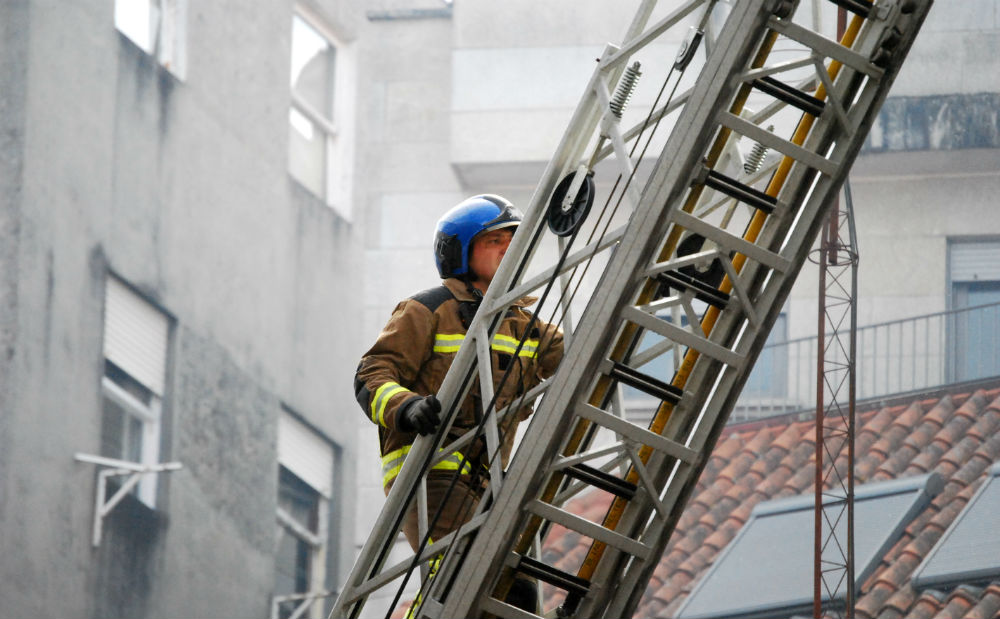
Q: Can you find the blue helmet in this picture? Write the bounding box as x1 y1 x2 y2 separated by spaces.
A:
434 195 522 279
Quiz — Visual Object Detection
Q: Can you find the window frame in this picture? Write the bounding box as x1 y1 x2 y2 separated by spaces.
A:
947 237 1000 382
114 0 188 78
273 410 337 619
101 275 171 509
288 5 354 220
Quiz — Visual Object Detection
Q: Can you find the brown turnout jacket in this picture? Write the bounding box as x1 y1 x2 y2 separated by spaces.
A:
355 278 563 488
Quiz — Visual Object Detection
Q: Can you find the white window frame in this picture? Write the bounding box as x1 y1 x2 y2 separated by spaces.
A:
273 468 333 619
273 411 336 619
101 275 170 509
101 372 163 507
288 5 355 220
114 0 188 78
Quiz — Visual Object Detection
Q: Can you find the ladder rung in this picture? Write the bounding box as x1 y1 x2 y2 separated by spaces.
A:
608 361 683 405
564 463 637 500
620 305 746 368
656 270 730 309
671 209 791 273
515 555 591 597
768 17 884 78
702 169 778 214
525 499 653 560
752 75 826 117
828 0 872 18
575 402 700 464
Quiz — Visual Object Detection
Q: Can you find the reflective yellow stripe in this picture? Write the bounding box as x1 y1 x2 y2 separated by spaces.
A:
381 446 475 487
433 333 464 353
405 550 442 619
371 382 409 427
433 332 539 358
492 334 539 358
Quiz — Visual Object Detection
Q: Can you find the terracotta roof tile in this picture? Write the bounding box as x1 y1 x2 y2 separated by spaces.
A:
702 434 744 477
964 584 1000 619
689 481 731 514
770 422 806 453
702 519 741 552
953 390 992 422
986 391 1000 412
648 574 691 606
856 581 899 617
933 586 980 619
964 407 1000 442
881 582 918 616
922 396 957 427
910 590 948 619
874 443 920 478
714 428 775 483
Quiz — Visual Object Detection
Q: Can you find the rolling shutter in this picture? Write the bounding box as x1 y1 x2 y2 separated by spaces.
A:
951 240 1000 282
103 276 169 396
279 411 334 498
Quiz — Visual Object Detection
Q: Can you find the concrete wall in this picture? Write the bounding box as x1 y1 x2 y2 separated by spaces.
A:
0 0 365 617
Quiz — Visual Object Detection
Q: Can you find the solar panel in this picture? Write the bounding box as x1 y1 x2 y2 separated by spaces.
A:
912 461 1000 589
676 474 944 619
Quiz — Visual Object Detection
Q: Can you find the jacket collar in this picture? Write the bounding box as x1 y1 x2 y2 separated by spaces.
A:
442 278 537 308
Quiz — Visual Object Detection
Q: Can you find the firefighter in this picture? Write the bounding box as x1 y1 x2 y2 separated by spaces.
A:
354 194 563 613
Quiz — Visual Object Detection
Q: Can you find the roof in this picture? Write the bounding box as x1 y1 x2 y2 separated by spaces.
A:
540 381 1000 618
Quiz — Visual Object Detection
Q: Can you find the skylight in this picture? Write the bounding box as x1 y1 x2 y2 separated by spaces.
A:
912 461 1000 589
675 473 944 619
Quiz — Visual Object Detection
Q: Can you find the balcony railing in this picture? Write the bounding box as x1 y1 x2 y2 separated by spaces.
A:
732 300 1000 421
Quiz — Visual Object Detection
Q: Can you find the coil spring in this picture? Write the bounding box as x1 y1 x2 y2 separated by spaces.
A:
609 62 642 119
743 125 774 174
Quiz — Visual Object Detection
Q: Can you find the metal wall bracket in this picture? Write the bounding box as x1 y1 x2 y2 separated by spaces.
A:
74 453 183 547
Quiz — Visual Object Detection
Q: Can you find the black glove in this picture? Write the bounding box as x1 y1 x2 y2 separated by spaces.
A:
397 395 441 435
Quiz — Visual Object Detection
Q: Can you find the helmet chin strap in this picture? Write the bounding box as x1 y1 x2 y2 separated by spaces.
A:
459 279 484 329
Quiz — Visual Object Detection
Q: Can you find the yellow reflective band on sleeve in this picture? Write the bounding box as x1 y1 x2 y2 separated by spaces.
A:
381 446 475 488
434 332 539 358
433 333 464 353
492 334 539 358
370 382 410 427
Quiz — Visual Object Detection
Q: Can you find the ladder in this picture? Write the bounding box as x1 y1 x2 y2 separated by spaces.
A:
333 0 931 617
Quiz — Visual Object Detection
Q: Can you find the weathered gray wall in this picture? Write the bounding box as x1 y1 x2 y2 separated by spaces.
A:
0 0 29 560
0 0 364 617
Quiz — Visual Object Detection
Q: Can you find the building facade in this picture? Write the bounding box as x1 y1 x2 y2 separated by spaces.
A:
0 1 366 618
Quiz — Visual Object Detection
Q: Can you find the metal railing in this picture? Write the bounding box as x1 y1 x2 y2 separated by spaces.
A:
731 300 1000 421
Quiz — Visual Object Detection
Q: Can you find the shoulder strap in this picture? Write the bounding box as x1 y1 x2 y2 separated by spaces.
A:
409 285 455 313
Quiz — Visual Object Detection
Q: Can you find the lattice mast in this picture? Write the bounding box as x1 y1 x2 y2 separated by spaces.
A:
813 177 860 618
332 0 931 617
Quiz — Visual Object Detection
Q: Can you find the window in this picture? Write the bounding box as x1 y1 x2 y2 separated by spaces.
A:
675 473 943 619
289 7 353 218
949 239 1000 381
114 0 187 77
101 275 170 507
912 462 1000 589
274 410 335 619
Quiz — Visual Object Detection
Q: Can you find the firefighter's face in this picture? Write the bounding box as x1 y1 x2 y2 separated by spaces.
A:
468 228 514 290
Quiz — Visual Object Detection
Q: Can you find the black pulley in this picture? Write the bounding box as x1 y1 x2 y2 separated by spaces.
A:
547 171 595 237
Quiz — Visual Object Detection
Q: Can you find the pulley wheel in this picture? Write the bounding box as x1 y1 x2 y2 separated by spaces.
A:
547 172 595 237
